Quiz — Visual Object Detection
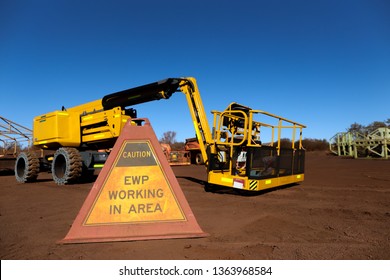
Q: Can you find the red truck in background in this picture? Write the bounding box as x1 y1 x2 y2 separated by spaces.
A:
185 137 204 165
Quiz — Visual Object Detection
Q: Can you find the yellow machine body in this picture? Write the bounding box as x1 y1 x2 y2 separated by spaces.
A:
33 99 132 149
208 173 304 191
26 76 306 190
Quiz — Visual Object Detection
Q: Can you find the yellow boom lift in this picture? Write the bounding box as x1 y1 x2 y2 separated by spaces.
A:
15 77 306 191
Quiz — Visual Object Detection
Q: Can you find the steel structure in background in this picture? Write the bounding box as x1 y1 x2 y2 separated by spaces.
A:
0 116 32 156
329 132 357 157
0 116 33 172
329 127 390 159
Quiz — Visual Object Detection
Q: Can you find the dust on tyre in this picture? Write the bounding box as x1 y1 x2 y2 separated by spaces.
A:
15 152 40 183
52 147 82 185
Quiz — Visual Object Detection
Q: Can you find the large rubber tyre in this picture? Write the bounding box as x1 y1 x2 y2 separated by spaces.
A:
52 147 83 185
15 152 40 183
195 152 204 165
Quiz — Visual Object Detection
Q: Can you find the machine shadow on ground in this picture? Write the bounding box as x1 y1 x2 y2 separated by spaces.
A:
176 175 299 197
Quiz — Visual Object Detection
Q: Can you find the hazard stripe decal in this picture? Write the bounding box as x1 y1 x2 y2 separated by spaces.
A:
249 180 258 191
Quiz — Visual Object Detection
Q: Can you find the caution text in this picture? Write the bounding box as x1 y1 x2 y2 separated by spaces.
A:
122 151 152 158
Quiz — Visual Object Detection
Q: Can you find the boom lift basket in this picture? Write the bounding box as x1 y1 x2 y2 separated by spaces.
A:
205 102 306 191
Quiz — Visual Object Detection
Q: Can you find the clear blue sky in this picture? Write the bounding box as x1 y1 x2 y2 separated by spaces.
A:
1 0 389 143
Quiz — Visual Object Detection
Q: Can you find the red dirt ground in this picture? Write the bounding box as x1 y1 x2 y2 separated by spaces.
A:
1 152 389 260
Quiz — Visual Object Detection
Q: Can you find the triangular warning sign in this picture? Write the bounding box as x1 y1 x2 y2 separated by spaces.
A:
60 119 208 244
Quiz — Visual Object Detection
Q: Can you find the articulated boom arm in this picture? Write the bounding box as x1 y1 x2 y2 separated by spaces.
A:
177 78 214 166
101 78 181 110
